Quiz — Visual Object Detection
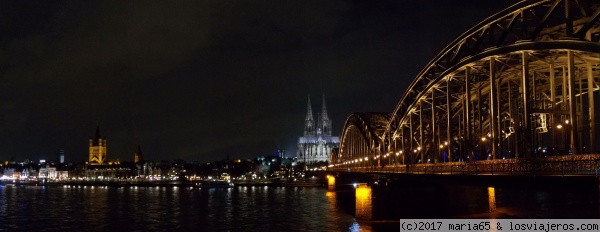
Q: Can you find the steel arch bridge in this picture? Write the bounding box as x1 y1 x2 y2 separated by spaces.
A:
332 0 600 173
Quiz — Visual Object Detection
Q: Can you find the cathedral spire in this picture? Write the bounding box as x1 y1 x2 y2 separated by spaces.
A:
305 95 314 121
320 94 332 136
321 94 329 121
304 95 315 136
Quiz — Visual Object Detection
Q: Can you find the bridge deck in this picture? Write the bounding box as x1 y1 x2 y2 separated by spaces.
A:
330 155 600 177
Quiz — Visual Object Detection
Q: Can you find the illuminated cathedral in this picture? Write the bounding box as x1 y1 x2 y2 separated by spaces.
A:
89 126 107 165
297 95 340 164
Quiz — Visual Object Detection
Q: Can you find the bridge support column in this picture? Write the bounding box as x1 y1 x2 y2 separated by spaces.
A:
587 61 595 155
327 175 335 191
419 103 424 163
410 114 414 166
355 183 372 220
401 124 406 166
465 67 471 161
567 50 579 155
490 58 499 160
432 89 437 163
550 63 557 156
447 78 452 162
522 52 532 157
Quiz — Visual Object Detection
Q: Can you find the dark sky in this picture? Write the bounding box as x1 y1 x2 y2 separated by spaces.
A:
0 0 519 163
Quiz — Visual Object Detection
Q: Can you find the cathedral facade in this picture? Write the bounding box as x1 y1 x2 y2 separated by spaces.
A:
297 95 340 164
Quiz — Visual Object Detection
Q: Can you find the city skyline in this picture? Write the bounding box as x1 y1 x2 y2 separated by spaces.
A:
0 1 516 162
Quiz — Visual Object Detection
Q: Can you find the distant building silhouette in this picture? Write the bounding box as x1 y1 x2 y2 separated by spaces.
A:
57 149 65 163
134 145 143 163
297 95 340 164
89 125 107 165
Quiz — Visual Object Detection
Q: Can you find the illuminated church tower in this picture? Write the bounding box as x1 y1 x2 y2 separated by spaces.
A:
297 94 339 164
89 125 107 165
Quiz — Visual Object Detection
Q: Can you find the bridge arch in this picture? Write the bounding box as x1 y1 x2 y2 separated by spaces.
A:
334 0 600 167
334 113 391 169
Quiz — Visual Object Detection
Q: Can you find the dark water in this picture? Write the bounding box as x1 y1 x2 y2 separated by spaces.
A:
0 185 390 232
1 183 598 232
369 182 600 220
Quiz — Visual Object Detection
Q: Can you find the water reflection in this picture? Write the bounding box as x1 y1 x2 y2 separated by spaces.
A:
1 181 596 231
355 184 372 220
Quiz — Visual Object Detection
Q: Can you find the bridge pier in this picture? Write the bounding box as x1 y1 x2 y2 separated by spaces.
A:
327 175 335 191
327 171 600 219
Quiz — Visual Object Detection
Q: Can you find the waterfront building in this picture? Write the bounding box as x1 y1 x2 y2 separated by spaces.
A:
39 164 57 179
57 170 69 179
39 165 48 178
89 126 107 165
297 95 340 164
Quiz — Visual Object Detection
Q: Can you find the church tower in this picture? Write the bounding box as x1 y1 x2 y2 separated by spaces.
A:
134 145 143 163
304 95 315 136
320 94 332 136
89 125 107 165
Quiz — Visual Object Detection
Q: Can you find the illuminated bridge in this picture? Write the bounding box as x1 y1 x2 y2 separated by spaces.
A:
330 0 600 176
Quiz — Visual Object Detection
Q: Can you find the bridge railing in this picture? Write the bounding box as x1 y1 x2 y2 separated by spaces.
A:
330 156 600 177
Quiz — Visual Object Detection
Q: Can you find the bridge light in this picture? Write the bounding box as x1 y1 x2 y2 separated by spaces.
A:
365 157 368 161
487 133 491 138
440 145 444 148
399 151 403 154
359 158 363 161
556 124 563 129
444 141 448 146
413 149 417 153
481 137 487 141
565 120 569 124
417 147 421 151
395 152 399 156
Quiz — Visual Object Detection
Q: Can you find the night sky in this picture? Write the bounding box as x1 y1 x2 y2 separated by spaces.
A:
1 0 519 163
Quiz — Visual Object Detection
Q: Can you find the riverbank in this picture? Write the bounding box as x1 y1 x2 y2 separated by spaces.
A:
0 180 327 188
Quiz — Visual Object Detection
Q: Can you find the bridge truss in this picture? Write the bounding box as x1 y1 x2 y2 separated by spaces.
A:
332 0 600 169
